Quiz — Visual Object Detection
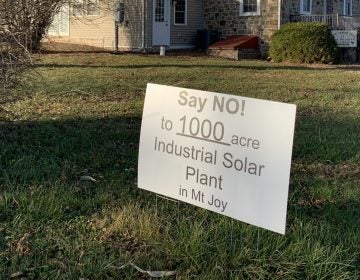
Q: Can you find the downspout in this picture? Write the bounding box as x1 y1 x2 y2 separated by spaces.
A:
133 0 146 52
142 0 146 51
323 0 327 23
278 0 281 30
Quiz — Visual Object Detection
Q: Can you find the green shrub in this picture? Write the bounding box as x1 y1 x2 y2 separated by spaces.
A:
270 22 339 64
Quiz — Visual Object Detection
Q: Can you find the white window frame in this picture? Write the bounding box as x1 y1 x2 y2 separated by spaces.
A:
174 0 187 25
344 0 352 16
240 0 261 16
300 0 312 15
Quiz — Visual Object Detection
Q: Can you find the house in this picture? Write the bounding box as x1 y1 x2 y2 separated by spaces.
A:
48 0 360 55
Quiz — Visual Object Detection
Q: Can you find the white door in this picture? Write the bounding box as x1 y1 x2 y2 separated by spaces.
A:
152 0 170 46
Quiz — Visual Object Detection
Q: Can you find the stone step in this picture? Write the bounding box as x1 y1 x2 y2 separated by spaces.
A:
207 48 261 60
207 35 261 60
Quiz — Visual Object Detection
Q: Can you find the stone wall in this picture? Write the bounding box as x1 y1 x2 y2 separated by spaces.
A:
204 0 279 55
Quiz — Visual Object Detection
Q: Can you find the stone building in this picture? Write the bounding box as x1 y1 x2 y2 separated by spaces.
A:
205 0 360 55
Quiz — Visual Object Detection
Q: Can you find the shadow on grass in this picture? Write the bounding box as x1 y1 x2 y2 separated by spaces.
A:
0 109 358 218
0 109 358 184
34 58 360 72
0 117 144 223
34 63 322 71
0 113 359 278
0 117 141 183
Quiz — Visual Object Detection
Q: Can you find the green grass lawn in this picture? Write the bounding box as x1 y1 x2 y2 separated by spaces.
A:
0 52 359 279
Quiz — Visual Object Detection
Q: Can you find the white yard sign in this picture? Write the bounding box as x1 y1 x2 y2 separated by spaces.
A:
331 30 357 48
138 84 296 234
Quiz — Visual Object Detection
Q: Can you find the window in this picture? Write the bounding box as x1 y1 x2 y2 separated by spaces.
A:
87 0 99 16
155 0 165 22
72 0 83 16
72 0 99 17
174 0 187 25
115 3 125 23
344 0 352 16
300 0 312 15
240 0 260 16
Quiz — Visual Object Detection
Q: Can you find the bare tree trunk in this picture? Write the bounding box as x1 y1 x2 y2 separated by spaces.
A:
0 0 65 92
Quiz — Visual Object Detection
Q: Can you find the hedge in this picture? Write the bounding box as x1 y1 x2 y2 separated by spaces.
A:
269 22 339 64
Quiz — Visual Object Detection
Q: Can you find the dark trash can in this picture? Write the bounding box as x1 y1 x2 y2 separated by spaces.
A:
197 29 210 50
209 30 221 44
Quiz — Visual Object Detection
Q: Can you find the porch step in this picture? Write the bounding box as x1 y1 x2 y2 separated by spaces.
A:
207 35 260 60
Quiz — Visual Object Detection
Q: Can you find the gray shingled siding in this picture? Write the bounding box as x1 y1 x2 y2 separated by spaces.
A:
170 0 204 46
145 0 204 49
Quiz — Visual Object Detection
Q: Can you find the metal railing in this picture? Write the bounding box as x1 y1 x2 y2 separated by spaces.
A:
290 14 360 30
